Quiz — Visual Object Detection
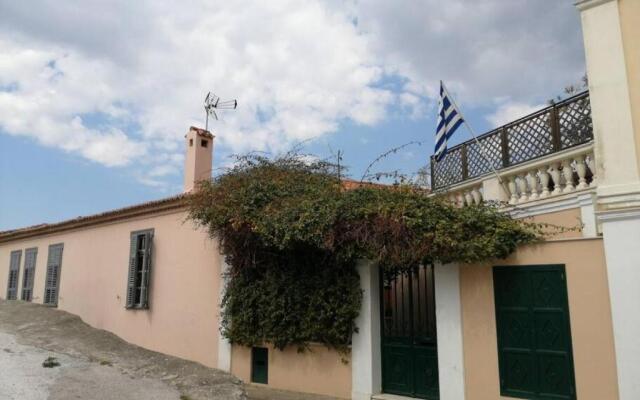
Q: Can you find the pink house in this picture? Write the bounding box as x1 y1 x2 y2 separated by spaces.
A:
2 2 640 399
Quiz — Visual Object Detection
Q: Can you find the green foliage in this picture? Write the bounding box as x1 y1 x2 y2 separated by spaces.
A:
188 154 543 353
222 252 361 352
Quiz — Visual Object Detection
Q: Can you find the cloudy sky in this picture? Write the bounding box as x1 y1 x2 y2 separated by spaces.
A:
0 0 586 230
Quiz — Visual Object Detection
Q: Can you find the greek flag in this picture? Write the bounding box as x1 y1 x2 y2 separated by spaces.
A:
435 81 464 162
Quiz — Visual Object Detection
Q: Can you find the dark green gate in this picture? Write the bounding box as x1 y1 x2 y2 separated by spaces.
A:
381 264 439 399
493 265 577 399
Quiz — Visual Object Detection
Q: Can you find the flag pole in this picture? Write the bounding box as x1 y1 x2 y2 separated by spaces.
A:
440 82 511 198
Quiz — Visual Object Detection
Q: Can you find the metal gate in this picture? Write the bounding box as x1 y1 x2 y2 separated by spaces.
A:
381 264 439 399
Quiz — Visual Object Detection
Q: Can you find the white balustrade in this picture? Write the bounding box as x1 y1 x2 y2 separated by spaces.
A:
500 150 596 204
585 152 596 187
439 147 596 207
446 184 483 207
538 167 550 198
575 155 589 190
508 176 518 205
549 163 562 196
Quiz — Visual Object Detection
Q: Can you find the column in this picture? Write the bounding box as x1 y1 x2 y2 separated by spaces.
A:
352 261 382 400
577 0 640 398
577 0 640 200
434 263 466 400
578 192 598 236
600 210 640 399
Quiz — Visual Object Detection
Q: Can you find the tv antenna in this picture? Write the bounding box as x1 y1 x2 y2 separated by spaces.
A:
204 92 237 131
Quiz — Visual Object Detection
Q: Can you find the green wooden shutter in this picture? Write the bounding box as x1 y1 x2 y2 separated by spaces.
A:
125 233 139 308
6 250 22 300
125 229 153 309
21 248 37 302
44 244 64 306
140 231 153 309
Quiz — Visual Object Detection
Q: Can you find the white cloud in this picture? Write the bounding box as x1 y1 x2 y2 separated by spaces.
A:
348 0 585 106
485 101 547 128
0 1 397 180
0 0 585 186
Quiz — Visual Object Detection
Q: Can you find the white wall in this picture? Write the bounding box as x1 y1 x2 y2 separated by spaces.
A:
434 263 466 400
578 0 640 199
351 260 381 400
600 210 640 400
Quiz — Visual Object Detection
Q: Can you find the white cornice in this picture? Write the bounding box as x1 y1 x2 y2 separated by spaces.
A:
597 207 640 223
596 188 640 211
575 0 617 12
507 191 595 219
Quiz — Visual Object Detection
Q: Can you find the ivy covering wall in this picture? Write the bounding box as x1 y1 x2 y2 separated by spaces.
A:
188 155 543 353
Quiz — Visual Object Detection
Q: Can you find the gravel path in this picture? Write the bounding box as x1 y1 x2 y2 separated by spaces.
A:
0 300 246 400
0 332 180 400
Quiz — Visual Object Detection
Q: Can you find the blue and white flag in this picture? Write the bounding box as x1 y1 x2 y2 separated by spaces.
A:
434 81 464 162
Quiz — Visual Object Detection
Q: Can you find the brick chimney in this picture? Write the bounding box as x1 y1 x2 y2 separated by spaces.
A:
183 126 214 192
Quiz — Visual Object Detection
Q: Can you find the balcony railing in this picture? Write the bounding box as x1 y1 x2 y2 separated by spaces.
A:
431 91 593 190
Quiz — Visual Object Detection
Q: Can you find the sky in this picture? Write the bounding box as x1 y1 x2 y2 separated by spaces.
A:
0 0 586 230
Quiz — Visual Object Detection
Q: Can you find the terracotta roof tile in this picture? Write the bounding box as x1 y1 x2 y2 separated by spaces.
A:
189 126 214 139
0 178 410 244
0 194 188 243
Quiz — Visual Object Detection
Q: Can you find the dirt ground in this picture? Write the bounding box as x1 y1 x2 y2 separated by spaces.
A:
0 300 246 400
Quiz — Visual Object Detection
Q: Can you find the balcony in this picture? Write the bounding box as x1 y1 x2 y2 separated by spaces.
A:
430 91 595 206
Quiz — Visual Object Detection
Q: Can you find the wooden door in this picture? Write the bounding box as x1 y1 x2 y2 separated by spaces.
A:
493 265 576 399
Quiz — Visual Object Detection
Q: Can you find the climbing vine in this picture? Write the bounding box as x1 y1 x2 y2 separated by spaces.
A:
188 154 544 353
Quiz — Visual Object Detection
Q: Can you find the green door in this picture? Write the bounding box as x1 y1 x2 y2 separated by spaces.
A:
381 265 438 399
493 265 576 400
251 347 268 384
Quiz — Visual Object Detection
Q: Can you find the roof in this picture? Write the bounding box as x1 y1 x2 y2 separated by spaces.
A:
0 178 401 244
341 179 387 190
0 194 188 244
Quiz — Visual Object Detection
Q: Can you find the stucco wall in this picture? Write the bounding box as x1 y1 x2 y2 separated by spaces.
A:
460 238 618 400
0 210 223 368
618 0 640 176
528 207 584 239
580 0 640 194
231 343 352 399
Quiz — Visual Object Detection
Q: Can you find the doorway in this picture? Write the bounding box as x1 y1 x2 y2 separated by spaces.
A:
380 264 439 399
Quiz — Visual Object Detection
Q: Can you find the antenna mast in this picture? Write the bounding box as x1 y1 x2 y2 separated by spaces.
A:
204 92 238 131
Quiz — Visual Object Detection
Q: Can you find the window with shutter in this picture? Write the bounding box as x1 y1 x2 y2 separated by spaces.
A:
6 250 22 300
125 229 154 309
21 247 38 302
44 243 64 306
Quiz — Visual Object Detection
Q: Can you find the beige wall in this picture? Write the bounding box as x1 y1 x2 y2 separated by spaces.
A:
0 210 223 368
619 0 640 175
460 238 618 400
527 207 584 239
231 343 352 399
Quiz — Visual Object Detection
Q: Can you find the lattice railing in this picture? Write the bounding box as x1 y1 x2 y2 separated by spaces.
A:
431 91 592 190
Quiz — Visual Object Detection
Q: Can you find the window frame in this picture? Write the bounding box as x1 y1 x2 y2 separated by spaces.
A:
43 243 64 307
6 250 22 300
21 247 38 302
125 229 154 310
